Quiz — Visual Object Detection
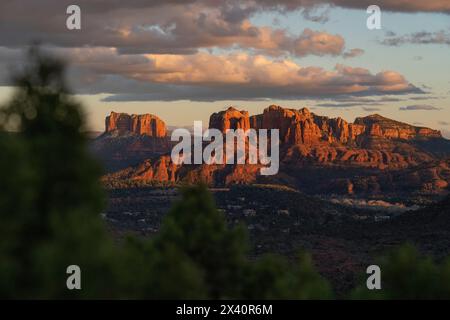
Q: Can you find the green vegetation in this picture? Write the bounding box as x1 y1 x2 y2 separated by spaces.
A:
102 177 178 189
351 244 450 299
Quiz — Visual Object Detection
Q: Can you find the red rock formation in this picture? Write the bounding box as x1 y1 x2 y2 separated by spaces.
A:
209 107 250 132
249 114 263 130
251 105 322 144
253 106 350 144
209 106 441 146
249 106 442 145
100 106 450 195
105 112 166 137
354 114 441 140
128 156 178 182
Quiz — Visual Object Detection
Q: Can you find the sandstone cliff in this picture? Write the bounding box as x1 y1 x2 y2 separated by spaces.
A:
92 112 170 172
99 106 450 196
105 111 166 137
209 107 251 132
210 105 441 145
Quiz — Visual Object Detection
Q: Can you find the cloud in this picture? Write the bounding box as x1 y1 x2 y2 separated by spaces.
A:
313 96 409 109
0 0 439 103
46 48 411 88
343 48 364 59
1 1 447 59
438 121 450 126
382 30 450 46
316 102 365 108
282 29 345 57
301 5 331 23
257 0 450 14
385 30 397 37
409 95 440 100
3 0 448 17
399 104 441 111
442 129 450 139
362 107 381 111
61 53 423 101
0 1 348 58
50 48 419 98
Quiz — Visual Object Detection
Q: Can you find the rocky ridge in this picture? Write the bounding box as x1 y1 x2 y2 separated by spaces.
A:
98 106 450 197
105 111 166 137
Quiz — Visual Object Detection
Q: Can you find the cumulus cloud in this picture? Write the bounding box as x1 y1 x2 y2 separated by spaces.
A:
399 105 441 111
69 49 414 87
28 47 418 101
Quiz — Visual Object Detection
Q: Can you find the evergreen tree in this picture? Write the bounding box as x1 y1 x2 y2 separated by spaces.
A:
153 185 248 298
0 47 115 298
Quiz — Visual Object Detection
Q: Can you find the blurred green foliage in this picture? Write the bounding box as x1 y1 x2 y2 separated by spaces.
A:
0 48 332 299
351 244 450 299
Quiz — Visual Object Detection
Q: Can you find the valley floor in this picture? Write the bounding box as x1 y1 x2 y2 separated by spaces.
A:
103 185 450 296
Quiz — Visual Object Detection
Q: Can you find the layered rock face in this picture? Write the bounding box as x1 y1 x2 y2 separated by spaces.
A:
105 112 166 137
99 106 450 196
209 105 441 150
209 107 251 132
205 105 444 172
250 105 441 145
211 105 441 146
92 112 170 172
354 114 441 140
252 106 322 144
102 155 179 184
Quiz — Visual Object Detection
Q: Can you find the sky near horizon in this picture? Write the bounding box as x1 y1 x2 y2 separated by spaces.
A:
0 1 449 136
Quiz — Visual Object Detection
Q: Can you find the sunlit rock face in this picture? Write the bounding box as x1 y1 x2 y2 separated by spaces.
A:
105 112 166 137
